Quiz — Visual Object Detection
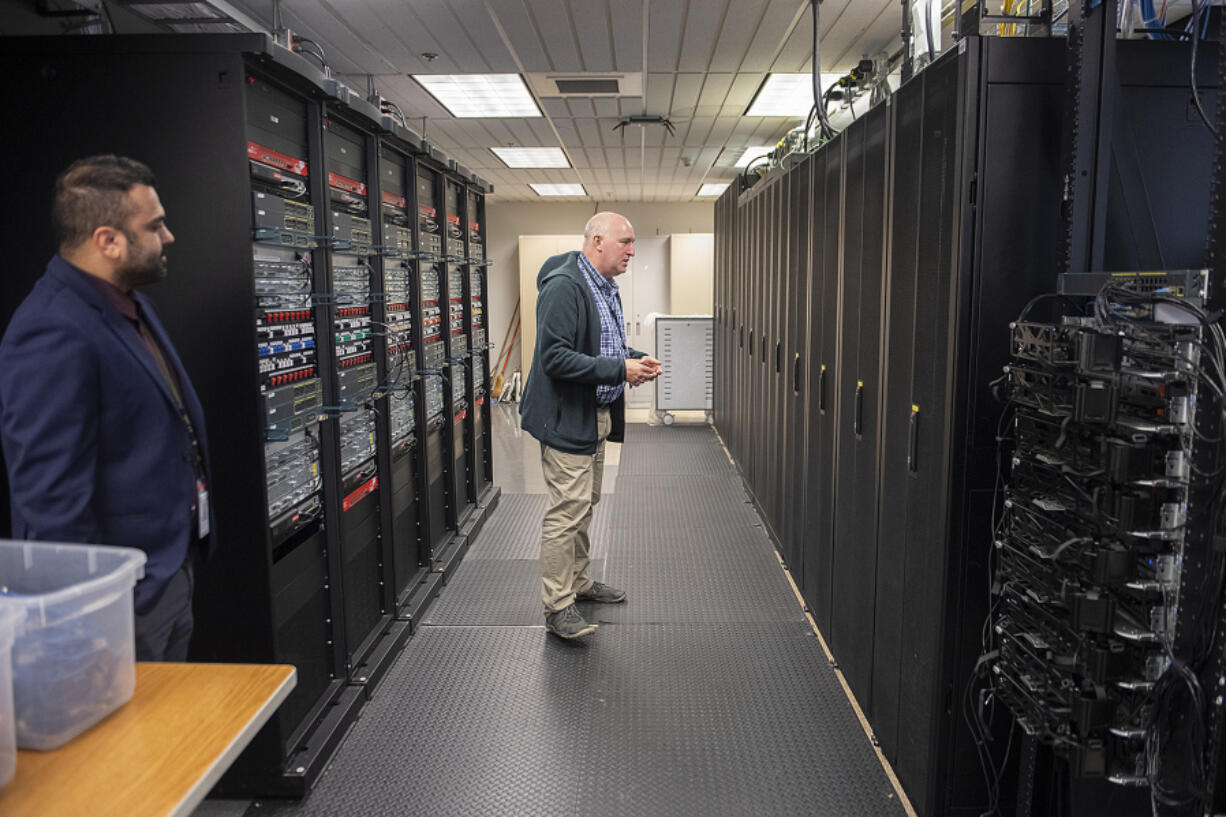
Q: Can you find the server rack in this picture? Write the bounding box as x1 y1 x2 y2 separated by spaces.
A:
413 163 455 562
0 33 498 796
466 187 495 501
713 37 1068 815
316 103 396 684
443 178 475 525
372 125 448 626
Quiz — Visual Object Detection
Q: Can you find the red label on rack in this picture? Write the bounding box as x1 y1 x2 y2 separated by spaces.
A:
342 476 378 511
248 141 308 177
418 205 436 218
446 214 460 226
455 410 468 421
468 222 480 232
381 192 407 209
328 172 366 196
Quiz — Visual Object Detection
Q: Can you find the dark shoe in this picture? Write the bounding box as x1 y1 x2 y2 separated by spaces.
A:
545 604 597 639
575 581 627 604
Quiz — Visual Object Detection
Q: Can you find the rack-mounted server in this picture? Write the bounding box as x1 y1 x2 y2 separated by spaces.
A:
0 32 498 796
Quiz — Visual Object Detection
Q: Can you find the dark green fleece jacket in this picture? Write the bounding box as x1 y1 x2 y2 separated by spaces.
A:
519 251 645 454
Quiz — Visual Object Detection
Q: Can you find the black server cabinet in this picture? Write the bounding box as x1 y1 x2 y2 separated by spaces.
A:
866 41 1066 815
413 164 454 555
373 137 437 612
466 187 494 500
769 177 788 554
443 178 475 518
317 110 392 677
783 163 810 586
828 101 890 711
0 35 373 795
801 146 840 634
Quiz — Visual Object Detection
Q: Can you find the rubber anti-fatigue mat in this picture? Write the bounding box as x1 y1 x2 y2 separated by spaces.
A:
602 485 759 531
618 442 736 476
261 624 907 817
464 493 549 561
423 558 605 626
622 424 722 444
592 531 804 625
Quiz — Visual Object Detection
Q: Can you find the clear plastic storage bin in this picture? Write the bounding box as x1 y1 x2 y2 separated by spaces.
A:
0 603 20 785
0 540 146 750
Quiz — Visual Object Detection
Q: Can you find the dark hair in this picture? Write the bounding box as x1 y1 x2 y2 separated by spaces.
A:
53 155 157 250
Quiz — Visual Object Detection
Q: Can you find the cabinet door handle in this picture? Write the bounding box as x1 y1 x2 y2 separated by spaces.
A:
793 353 801 394
819 365 827 413
854 380 864 437
775 342 781 374
908 404 920 472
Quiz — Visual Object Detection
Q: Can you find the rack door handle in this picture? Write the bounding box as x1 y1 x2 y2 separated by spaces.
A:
854 380 864 437
908 404 920 472
819 365 827 413
793 353 801 394
775 342 781 374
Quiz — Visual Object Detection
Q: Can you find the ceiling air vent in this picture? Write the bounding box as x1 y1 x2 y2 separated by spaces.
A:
554 78 621 95
525 73 643 98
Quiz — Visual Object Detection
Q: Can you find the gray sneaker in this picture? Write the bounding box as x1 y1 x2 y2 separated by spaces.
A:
544 604 597 639
575 581 627 604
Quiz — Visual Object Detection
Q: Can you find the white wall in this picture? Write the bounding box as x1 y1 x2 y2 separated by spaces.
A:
485 201 713 380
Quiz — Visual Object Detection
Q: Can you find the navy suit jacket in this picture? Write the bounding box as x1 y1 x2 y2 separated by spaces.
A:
0 255 213 614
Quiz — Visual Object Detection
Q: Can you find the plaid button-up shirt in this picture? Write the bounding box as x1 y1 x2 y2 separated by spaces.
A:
577 252 626 405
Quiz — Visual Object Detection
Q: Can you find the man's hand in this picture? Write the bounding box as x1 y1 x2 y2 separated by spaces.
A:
625 357 664 387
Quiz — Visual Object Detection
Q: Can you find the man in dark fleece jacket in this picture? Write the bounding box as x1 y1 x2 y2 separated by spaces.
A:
520 212 662 638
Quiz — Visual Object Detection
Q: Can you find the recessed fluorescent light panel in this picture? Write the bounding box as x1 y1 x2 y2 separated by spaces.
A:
490 147 570 168
734 146 775 167
530 183 587 197
745 73 844 117
697 183 730 196
413 74 542 118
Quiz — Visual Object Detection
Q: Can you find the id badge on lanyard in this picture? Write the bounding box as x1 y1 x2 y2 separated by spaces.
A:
197 480 210 538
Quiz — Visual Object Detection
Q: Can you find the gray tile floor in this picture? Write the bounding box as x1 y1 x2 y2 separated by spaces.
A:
192 402 908 817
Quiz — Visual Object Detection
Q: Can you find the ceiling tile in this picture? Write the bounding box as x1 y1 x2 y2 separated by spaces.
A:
541 98 571 117
707 0 767 72
526 0 584 71
740 0 806 74
682 116 715 146
573 0 616 71
644 72 673 116
575 119 603 146
678 0 727 72
489 0 553 72
695 72 734 116
609 0 643 71
646 0 684 71
593 97 620 117
670 72 704 118
619 97 644 116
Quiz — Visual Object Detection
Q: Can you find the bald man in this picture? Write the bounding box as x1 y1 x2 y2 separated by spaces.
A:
520 212 662 638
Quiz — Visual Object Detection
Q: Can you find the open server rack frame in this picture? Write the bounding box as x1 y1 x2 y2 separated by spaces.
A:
0 32 498 796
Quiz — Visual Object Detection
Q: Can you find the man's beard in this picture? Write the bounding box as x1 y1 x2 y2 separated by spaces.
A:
118 232 167 289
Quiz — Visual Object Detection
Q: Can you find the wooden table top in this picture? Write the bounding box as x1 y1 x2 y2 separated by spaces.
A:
0 662 296 817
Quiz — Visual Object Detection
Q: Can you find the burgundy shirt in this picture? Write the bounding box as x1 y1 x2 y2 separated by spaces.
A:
77 267 204 493
78 270 186 400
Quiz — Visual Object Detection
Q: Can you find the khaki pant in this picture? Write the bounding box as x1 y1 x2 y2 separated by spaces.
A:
539 407 611 612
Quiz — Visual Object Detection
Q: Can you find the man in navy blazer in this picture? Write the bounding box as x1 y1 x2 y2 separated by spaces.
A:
0 155 212 661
